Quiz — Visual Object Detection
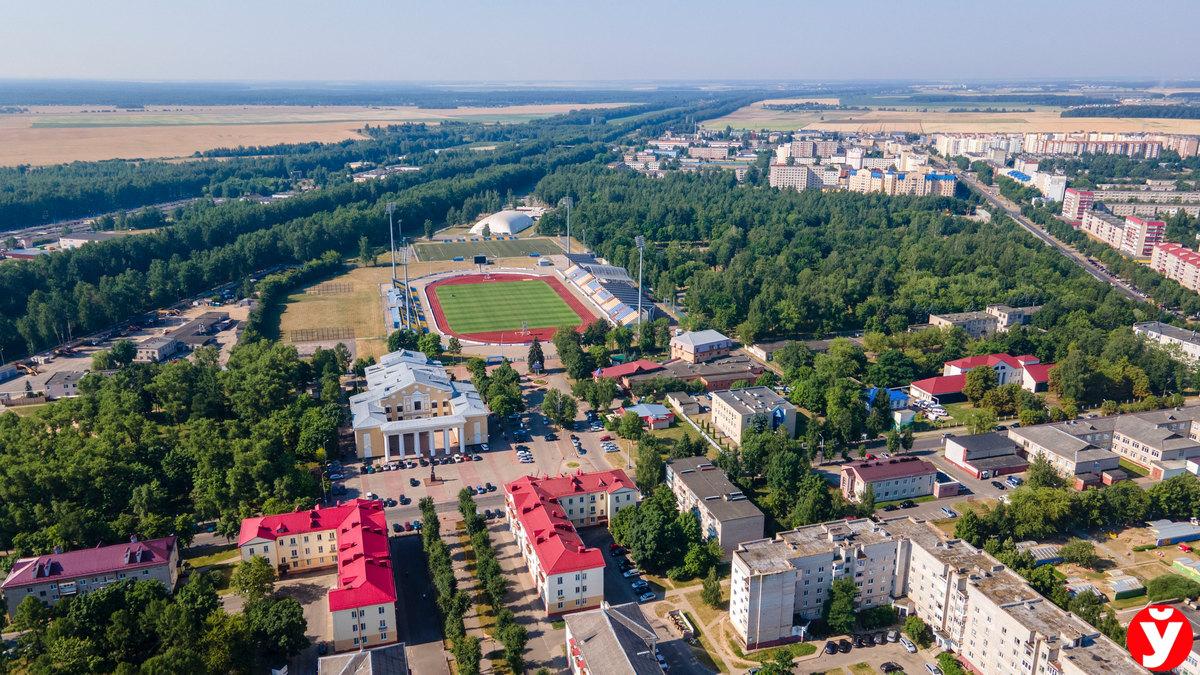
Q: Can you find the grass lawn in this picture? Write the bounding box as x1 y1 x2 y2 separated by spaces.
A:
184 546 239 567
876 494 937 508
414 238 562 261
1119 458 1150 477
683 589 725 628
4 403 51 417
434 279 582 334
849 663 875 675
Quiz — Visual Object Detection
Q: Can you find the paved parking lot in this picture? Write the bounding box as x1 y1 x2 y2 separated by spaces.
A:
798 638 941 674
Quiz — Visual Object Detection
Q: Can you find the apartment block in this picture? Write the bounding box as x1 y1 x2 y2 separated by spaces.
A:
1061 188 1094 222
847 168 957 197
768 163 823 191
730 517 1141 674
710 387 798 446
1133 321 1200 362
1080 211 1164 257
350 349 489 461
1151 242 1200 292
688 145 730 161
1 536 178 615
238 500 397 652
665 457 764 558
505 470 640 616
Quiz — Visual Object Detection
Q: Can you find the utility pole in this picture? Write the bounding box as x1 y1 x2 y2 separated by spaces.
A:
401 235 411 327
386 202 397 284
560 196 573 255
635 235 646 330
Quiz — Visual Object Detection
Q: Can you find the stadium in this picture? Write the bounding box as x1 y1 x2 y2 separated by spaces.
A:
423 271 596 344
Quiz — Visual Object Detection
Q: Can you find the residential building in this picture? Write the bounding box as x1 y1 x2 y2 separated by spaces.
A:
1133 321 1200 362
45 370 86 399
504 471 640 616
665 457 764 558
689 145 729 161
1023 133 1161 158
839 457 937 503
350 349 489 461
768 163 824 191
1151 242 1200 292
619 403 674 430
58 231 120 250
927 304 1041 338
564 602 663 675
729 517 1142 674
1089 188 1200 204
847 168 956 197
317 643 408 675
1080 211 1165 257
133 336 183 363
669 329 733 364
944 433 1028 479
238 500 397 652
1 536 178 614
710 387 797 446
1061 188 1094 222
1109 409 1200 479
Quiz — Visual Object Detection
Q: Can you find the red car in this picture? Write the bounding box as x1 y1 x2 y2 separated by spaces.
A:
1181 543 1193 553
600 434 613 442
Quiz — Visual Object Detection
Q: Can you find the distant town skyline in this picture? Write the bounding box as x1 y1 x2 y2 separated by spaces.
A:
1 0 1198 83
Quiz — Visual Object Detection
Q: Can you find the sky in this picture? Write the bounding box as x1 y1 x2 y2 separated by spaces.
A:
1 0 1198 83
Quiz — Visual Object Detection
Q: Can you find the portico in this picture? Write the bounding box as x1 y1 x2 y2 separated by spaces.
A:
376 415 467 462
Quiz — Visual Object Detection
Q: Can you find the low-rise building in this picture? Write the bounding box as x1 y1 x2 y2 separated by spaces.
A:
944 433 1028 479
238 500 397 652
1007 420 1121 478
664 391 700 416
134 336 183 363
839 457 937 503
58 231 120 250
317 643 408 675
564 602 663 675
710 387 797 446
350 349 489 461
910 353 1051 403
1 536 178 614
1151 242 1200 293
665 457 764 558
669 330 733 364
619 403 674 430
1133 321 1200 362
505 471 640 616
927 304 1041 338
625 355 764 392
45 370 86 399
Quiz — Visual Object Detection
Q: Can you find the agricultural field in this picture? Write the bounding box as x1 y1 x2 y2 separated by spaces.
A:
0 103 624 166
432 278 584 335
413 237 562 261
704 100 1200 134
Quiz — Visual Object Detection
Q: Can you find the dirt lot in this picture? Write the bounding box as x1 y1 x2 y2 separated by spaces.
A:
705 101 1200 134
0 103 624 166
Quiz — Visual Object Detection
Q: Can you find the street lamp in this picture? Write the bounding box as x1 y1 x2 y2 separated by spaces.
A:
635 235 646 329
559 197 573 255
400 237 411 327
386 202 397 283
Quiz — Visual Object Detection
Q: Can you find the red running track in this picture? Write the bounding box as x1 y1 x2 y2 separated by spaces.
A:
425 273 595 345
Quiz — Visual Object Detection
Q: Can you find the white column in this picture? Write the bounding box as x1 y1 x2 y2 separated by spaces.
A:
426 430 436 456
458 424 466 452
443 428 451 454
383 435 391 464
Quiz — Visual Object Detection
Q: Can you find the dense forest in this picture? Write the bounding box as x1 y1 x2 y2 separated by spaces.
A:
1062 104 1200 119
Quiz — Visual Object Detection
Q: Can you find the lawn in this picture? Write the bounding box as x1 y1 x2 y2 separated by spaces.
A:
1119 458 1150 477
434 279 582 334
414 238 562 261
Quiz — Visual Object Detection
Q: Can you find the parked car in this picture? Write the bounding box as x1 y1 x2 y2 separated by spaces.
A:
515 444 530 452
854 636 867 648
398 495 411 505
925 665 943 675
900 500 916 509
544 433 558 441
883 504 897 512
1182 543 1194 553
404 521 414 532
476 485 486 494
479 443 489 452
413 521 422 531
367 492 380 501
637 591 655 603
327 473 344 480
900 637 917 653
873 632 887 645
392 523 402 533
409 478 420 487
610 544 626 554
991 480 1006 491
655 653 669 671
631 580 649 592
837 639 852 653
1007 475 1023 486
824 641 838 655
623 568 641 578
940 507 958 518
881 663 903 673
600 434 613 441
486 482 496 492
472 454 483 461
886 629 899 642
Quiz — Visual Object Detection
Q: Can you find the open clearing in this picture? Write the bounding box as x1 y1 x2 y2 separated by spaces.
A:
0 103 624 166
414 237 562 261
704 101 1200 134
432 278 582 334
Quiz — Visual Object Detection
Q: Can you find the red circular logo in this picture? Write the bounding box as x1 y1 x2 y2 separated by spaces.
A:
1127 604 1194 672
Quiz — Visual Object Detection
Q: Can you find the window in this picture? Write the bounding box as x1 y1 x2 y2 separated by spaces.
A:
379 606 386 614
380 632 387 641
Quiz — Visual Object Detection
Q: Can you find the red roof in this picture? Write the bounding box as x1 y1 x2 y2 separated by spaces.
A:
910 374 966 396
1023 362 1053 383
506 470 636 575
843 456 937 482
595 360 662 380
1156 242 1200 265
238 500 396 612
944 353 1039 371
1 536 176 590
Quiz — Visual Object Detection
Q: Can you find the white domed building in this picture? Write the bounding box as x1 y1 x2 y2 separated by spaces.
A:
469 209 534 236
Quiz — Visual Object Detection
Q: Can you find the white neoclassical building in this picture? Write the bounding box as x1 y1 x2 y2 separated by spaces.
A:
350 350 489 460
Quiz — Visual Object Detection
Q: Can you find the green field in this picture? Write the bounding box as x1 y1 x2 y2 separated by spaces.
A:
434 280 582 334
414 238 562 261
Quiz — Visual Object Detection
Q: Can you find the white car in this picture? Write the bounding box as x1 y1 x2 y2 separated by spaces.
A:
925 665 942 675
900 637 917 653
656 653 670 670
623 568 641 578
940 507 958 518
480 443 489 452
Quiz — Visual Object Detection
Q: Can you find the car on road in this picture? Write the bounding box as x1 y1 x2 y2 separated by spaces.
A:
623 568 641 578
940 507 958 519
991 480 1006 490
900 637 917 653
824 641 838 655
637 591 655 603
837 639 852 653
655 652 669 670
881 663 902 673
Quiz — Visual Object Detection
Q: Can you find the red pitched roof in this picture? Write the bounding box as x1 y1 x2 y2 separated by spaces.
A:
1022 362 1053 383
944 353 1039 371
1 536 176 590
844 456 937 482
595 360 662 380
506 470 636 575
910 374 966 396
238 500 396 612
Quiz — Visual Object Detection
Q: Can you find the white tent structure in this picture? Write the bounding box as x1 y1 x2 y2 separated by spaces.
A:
469 210 534 236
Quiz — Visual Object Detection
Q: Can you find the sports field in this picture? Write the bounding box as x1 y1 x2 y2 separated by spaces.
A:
434 279 581 333
414 238 562 261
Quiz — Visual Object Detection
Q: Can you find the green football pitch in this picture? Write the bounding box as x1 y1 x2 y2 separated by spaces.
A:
432 280 583 334
414 238 562 261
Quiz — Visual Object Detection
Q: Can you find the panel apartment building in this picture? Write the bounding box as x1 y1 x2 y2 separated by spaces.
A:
710 386 798 446
768 163 823 191
1133 321 1200 363
505 470 640 616
729 517 1141 674
238 500 397 652
1079 211 1164 258
665 457 764 558
847 168 957 197
1151 242 1200 293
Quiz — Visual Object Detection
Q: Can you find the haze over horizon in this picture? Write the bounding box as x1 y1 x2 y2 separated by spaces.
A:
3 0 1198 83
